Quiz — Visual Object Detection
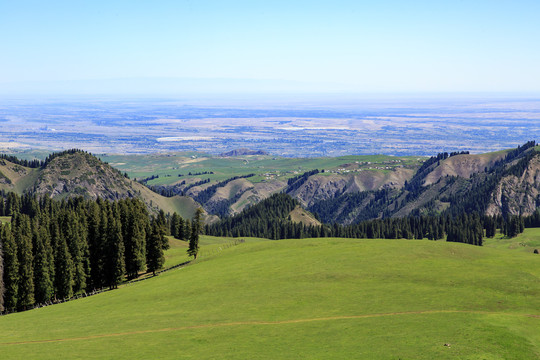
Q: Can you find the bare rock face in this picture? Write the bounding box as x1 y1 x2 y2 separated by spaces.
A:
486 156 540 217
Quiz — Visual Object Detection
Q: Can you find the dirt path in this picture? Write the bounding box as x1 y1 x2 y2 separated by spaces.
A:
2 310 538 346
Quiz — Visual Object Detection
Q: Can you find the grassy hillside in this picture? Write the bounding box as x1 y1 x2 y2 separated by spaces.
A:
0 237 538 359
288 205 321 226
484 228 540 253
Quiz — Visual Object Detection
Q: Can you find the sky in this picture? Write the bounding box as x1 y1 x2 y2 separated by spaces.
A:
1 0 540 94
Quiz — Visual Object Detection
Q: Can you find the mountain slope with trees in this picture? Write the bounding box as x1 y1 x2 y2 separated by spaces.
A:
0 150 199 219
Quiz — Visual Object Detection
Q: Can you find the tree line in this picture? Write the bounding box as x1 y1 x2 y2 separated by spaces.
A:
205 193 529 244
0 149 92 169
0 193 171 313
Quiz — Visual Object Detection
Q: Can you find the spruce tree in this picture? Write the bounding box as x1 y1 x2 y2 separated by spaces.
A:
53 226 73 300
146 219 165 276
1 225 18 312
170 212 180 238
88 201 105 290
187 208 203 259
15 214 35 310
33 227 53 304
124 210 147 280
64 210 89 294
0 233 4 313
104 206 125 289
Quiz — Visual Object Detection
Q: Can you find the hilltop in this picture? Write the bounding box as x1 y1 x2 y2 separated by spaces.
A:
0 150 199 219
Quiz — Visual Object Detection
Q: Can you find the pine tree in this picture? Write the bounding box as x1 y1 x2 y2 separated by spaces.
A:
87 201 105 290
0 232 4 313
14 213 35 310
53 225 73 300
33 227 53 304
104 206 125 289
177 217 185 240
63 210 89 294
124 204 147 280
184 220 191 241
187 208 203 259
170 212 180 238
1 225 18 312
146 219 165 276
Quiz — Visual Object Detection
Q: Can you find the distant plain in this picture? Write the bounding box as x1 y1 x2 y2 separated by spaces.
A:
1 96 539 157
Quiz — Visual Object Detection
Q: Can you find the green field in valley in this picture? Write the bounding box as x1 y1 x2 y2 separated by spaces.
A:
0 232 538 359
101 152 424 186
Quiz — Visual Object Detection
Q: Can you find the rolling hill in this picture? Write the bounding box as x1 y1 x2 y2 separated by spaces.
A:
0 235 538 359
0 151 200 219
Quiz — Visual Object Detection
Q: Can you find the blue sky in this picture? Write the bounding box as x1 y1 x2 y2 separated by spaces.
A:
1 0 540 93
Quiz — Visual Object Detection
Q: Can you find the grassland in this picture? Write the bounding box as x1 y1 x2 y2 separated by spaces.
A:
102 152 424 186
1 230 539 359
484 228 540 253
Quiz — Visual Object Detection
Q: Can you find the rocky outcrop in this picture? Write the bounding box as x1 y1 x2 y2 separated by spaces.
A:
486 155 540 217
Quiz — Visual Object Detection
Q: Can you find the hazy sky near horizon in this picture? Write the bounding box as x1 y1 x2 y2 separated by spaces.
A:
1 0 540 93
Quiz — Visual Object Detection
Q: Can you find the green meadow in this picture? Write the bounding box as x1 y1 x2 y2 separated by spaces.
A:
0 233 538 359
102 153 423 186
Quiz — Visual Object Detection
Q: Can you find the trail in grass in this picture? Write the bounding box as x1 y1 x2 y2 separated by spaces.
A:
2 310 538 346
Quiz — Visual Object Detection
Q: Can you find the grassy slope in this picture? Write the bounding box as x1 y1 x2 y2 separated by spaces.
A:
0 160 40 194
484 228 540 253
0 236 538 359
289 205 322 226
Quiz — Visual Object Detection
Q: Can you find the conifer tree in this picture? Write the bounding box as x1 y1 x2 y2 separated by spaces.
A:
0 233 4 312
1 225 18 312
177 216 185 240
33 227 53 304
170 212 180 238
87 201 104 290
64 210 89 294
124 207 147 280
184 220 191 241
15 214 35 310
104 206 125 289
156 210 170 249
53 225 73 300
146 219 165 276
187 208 203 259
